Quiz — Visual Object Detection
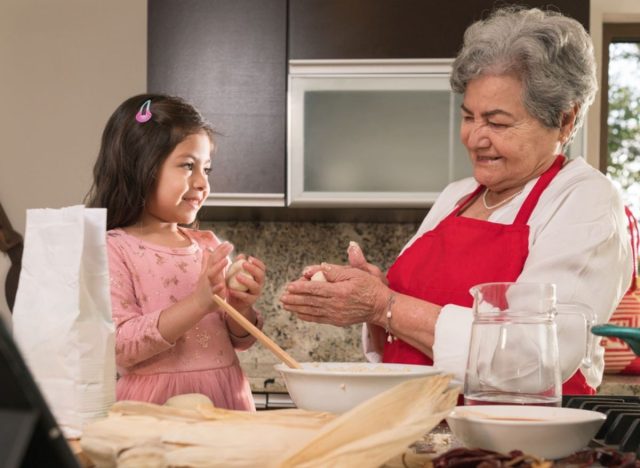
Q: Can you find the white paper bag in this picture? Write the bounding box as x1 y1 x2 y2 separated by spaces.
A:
13 205 116 438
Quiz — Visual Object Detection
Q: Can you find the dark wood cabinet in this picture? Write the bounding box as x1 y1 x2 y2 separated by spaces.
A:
148 0 589 217
289 0 589 59
148 0 287 200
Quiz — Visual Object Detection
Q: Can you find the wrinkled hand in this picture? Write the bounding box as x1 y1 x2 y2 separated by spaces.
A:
226 254 266 314
195 242 233 312
347 241 388 285
280 264 388 327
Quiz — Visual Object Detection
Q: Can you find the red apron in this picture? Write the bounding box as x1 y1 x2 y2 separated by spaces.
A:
384 155 593 395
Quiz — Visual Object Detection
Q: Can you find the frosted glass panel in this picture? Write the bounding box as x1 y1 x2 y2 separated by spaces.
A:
452 93 473 181
303 90 451 192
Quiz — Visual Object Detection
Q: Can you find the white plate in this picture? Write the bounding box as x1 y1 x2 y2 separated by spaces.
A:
446 405 606 459
275 362 441 413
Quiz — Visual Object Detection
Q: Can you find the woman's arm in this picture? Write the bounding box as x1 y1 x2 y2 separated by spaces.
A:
280 264 442 356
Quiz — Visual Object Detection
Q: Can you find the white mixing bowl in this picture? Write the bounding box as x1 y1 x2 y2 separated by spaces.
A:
275 362 442 413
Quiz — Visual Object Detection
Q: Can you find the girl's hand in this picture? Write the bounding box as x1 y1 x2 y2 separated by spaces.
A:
194 242 233 312
227 254 266 314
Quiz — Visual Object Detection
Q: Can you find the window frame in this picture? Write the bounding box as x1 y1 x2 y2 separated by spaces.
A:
599 23 640 172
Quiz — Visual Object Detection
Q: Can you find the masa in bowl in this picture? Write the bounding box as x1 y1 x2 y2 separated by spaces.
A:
275 362 441 413
446 405 606 459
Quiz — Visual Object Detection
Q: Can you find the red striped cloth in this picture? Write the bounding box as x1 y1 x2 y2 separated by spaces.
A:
603 207 640 374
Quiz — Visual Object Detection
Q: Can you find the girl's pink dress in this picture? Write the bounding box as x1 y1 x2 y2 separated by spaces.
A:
107 228 262 411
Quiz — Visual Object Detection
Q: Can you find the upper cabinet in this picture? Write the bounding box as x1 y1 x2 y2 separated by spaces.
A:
148 0 589 214
289 0 476 59
148 0 287 207
288 0 589 60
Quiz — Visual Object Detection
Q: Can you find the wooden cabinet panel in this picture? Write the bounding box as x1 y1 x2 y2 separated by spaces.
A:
148 0 286 197
289 0 589 59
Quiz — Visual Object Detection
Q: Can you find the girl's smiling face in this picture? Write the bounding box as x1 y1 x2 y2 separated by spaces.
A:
460 74 570 193
144 131 212 226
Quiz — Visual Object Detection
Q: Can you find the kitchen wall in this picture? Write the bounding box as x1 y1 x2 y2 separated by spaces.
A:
0 0 147 234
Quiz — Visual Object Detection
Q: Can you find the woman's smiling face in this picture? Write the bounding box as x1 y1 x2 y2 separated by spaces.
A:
460 74 567 193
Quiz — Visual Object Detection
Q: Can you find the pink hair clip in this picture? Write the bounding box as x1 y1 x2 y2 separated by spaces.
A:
135 99 153 123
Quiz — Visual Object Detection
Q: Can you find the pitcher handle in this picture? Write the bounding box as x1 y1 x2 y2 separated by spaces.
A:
557 303 595 369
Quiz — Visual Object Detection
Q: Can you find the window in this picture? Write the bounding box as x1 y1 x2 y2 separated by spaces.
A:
600 23 640 217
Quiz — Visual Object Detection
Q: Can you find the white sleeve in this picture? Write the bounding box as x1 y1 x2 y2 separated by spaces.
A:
518 171 633 388
432 304 474 382
361 323 382 363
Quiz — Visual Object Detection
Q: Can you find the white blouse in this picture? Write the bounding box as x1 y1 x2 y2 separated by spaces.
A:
364 157 634 389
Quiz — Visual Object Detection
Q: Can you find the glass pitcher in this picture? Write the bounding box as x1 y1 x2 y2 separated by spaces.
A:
464 282 595 407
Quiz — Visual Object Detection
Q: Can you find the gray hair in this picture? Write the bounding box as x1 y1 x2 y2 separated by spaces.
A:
450 6 597 146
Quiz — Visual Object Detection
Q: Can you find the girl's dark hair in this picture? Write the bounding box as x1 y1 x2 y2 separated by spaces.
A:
85 93 215 230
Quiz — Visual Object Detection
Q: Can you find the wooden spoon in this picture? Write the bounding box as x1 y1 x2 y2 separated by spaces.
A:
212 294 301 369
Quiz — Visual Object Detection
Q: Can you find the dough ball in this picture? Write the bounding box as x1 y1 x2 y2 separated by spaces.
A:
228 272 252 291
226 259 252 292
310 270 327 282
227 258 243 278
164 393 215 410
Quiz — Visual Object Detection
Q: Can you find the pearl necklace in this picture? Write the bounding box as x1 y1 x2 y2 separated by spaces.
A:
482 188 523 210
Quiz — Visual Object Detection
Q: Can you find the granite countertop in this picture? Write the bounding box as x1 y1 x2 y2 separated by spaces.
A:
598 374 640 396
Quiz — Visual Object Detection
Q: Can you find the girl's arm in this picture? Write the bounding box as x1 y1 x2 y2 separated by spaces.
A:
109 239 232 369
156 242 232 342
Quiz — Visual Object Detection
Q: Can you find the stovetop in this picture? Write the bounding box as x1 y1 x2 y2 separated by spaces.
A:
563 394 640 454
253 378 295 410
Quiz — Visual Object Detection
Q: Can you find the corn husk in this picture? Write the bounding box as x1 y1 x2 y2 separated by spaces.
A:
110 400 335 427
279 373 457 467
80 374 458 467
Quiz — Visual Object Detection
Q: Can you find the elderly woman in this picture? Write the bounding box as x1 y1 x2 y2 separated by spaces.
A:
280 6 634 395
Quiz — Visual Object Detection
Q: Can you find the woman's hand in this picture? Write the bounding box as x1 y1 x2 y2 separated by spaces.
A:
347 241 388 285
280 264 389 327
297 241 388 284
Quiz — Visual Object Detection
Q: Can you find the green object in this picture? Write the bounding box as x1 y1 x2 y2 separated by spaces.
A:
592 324 640 356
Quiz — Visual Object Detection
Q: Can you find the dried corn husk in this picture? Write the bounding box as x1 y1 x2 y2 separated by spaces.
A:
279 373 457 467
117 442 167 468
81 403 335 467
110 400 335 428
80 374 458 467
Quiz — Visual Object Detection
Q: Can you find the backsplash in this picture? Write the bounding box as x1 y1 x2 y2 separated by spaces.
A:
200 220 420 370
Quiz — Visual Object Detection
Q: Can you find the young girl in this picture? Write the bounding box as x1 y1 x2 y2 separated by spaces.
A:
86 94 266 411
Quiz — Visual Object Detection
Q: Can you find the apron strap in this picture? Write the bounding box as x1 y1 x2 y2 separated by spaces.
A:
513 155 566 225
449 185 485 218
